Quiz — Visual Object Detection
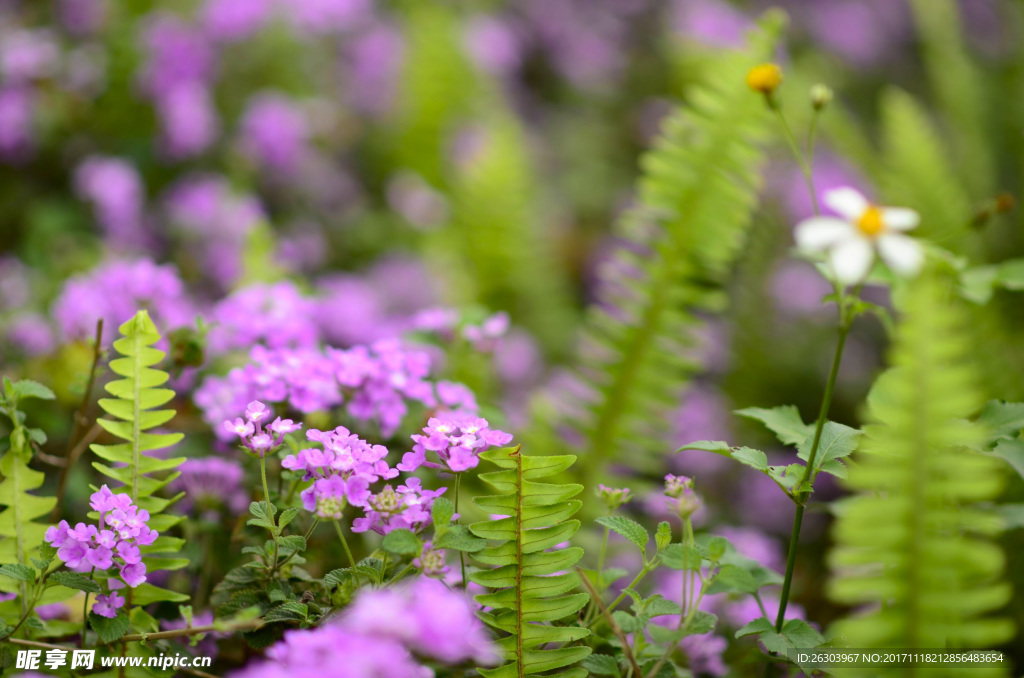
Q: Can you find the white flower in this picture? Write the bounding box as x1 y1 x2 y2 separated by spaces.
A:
794 187 924 285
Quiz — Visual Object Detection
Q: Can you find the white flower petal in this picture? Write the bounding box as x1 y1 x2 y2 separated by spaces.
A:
877 233 924 277
881 207 920 232
828 237 874 285
823 187 869 221
794 217 855 253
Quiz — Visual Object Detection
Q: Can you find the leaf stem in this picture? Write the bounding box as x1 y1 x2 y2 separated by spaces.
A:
259 456 279 571
773 108 819 215
586 561 656 629
332 520 359 584
80 568 95 648
577 569 643 678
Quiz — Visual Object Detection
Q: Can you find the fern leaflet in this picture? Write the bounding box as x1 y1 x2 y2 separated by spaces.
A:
470 446 591 678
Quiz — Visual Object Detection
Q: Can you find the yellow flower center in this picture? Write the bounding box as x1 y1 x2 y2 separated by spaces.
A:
746 63 783 94
857 206 885 237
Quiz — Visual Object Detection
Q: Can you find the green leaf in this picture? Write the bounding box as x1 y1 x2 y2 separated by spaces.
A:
781 618 825 648
704 564 758 594
277 507 300 530
759 630 793 654
90 611 132 643
381 529 422 555
736 617 774 638
436 524 486 552
9 380 56 402
798 421 861 466
736 406 811 446
595 516 648 555
990 438 1024 481
686 610 718 635
49 571 100 593
0 564 35 581
659 544 702 571
977 401 1024 442
277 535 307 553
581 654 620 676
432 496 455 531
263 601 308 623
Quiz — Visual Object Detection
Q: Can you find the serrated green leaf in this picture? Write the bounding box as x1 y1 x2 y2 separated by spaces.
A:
736 405 811 446
581 654 620 676
48 571 100 593
9 380 56 402
90 611 132 643
595 515 648 554
381 529 422 555
736 616 774 638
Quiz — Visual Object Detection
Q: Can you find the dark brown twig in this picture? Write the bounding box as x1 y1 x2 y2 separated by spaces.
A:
577 568 642 678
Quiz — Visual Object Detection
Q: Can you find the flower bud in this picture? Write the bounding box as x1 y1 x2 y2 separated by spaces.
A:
746 63 783 95
810 84 833 111
596 484 632 511
664 474 701 518
656 521 672 551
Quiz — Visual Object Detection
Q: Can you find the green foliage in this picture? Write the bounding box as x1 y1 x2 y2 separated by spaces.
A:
447 104 577 355
469 446 591 677
829 275 1014 655
536 14 784 481
0 380 57 574
879 88 974 247
89 310 188 604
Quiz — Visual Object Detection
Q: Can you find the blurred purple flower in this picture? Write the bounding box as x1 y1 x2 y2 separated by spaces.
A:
73 155 147 247
804 0 911 68
0 257 31 310
60 0 107 35
286 0 372 34
6 313 56 356
717 526 784 573
240 92 310 173
673 0 751 48
139 14 216 97
770 260 833 316
344 22 403 116
1 29 59 83
170 457 249 520
201 0 273 42
680 634 728 677
52 259 196 344
464 15 523 76
494 329 542 386
207 281 320 355
157 82 219 159
386 171 449 229
673 387 732 477
0 86 34 161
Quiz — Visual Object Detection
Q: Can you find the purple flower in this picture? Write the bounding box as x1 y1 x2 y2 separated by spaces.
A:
0 86 34 162
60 0 108 35
0 29 59 84
46 486 159 614
352 479 446 535
73 156 147 247
156 82 219 159
223 400 302 456
343 23 403 116
139 14 216 98
239 92 310 173
679 634 728 676
5 313 56 356
52 258 195 345
170 457 250 519
201 0 273 42
399 413 513 475
673 0 750 49
462 312 509 351
463 16 523 76
207 282 321 354
92 591 125 619
285 0 372 35
414 542 449 578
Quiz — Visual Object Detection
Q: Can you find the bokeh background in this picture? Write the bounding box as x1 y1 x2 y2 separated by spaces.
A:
1 0 1022 674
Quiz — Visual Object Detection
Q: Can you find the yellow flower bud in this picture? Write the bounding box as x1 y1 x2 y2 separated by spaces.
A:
746 63 783 95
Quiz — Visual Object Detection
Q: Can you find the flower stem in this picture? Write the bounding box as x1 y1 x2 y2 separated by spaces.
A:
454 473 466 589
773 108 819 215
333 519 359 577
259 456 278 571
773 321 850 633
80 568 95 648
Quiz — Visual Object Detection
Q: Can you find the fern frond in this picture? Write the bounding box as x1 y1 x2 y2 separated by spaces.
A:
391 4 476 188
828 275 1014 655
90 311 189 604
907 0 993 198
879 88 974 247
470 446 591 678
447 103 577 355
536 14 783 480
0 457 54 570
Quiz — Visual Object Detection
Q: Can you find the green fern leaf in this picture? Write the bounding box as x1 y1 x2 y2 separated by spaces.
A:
470 446 591 677
879 88 974 247
535 14 783 482
90 310 188 604
828 275 1014 657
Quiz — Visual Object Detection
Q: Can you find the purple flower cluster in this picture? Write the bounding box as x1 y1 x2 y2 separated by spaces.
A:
223 401 302 456
206 282 320 355
52 259 195 344
351 479 447 535
239 92 310 174
45 486 158 617
73 156 147 248
231 577 497 678
281 426 397 519
197 339 459 440
399 414 513 474
664 474 701 518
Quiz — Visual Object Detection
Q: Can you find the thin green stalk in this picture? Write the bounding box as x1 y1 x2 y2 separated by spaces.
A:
582 525 612 625
587 562 656 629
333 519 359 574
773 108 819 215
773 323 850 632
259 456 278 570
80 568 95 648
454 473 466 588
